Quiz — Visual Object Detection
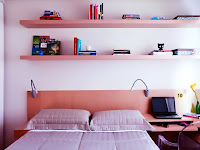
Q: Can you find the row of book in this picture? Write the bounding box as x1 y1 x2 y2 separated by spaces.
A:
113 49 131 55
74 37 81 55
149 49 195 55
89 3 104 20
40 10 62 20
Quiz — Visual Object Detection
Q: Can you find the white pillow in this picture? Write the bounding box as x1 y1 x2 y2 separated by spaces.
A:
90 110 155 131
26 109 91 130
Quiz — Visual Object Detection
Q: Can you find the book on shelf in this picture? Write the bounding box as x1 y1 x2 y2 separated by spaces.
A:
77 39 81 55
32 35 50 55
113 49 131 55
46 40 61 55
149 51 173 55
183 113 200 119
174 15 200 20
40 10 62 20
79 51 97 55
172 49 194 55
122 14 140 19
74 37 78 55
89 3 103 20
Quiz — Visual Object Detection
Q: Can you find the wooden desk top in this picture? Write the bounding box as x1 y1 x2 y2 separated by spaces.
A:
143 114 195 123
143 114 199 132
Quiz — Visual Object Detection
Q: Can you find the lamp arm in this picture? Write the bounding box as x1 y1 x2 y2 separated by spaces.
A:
130 79 148 91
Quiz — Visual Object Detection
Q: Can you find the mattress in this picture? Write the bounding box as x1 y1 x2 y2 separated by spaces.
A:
6 130 159 150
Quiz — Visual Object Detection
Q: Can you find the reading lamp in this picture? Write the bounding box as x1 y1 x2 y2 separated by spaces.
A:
130 79 149 97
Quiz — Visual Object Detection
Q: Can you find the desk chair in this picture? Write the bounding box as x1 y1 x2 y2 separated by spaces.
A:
158 121 200 150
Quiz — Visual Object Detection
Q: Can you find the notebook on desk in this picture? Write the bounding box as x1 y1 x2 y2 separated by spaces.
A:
152 97 182 119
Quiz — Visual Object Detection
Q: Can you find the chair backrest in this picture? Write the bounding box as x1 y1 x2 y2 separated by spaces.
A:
178 126 200 150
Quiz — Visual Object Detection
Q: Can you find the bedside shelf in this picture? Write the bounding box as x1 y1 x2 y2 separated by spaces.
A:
20 19 200 28
20 55 200 60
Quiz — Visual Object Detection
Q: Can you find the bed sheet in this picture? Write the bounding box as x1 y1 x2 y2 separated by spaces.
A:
6 130 159 150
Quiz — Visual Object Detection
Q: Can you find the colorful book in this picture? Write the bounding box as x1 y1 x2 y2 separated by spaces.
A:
183 113 200 119
32 36 50 55
47 40 61 55
74 37 78 55
77 39 81 55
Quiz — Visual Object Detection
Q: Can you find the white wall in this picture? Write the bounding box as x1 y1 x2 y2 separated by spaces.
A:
0 1 3 150
4 0 200 147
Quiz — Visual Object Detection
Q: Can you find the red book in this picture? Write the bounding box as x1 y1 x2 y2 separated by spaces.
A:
89 5 91 20
94 5 96 20
74 37 78 55
96 5 98 19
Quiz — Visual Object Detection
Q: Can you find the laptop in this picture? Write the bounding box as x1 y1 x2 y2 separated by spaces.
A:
152 97 182 119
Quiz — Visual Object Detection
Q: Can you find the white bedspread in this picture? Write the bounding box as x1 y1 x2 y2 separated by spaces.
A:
6 130 159 150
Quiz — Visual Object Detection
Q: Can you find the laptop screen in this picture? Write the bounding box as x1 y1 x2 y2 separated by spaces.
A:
152 97 176 114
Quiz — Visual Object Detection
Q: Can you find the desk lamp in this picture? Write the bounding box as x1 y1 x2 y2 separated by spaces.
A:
130 79 149 97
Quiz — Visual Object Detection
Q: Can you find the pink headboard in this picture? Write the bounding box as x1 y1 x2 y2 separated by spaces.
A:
27 89 186 120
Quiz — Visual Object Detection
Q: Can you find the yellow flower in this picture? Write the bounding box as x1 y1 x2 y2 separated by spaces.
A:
191 84 197 92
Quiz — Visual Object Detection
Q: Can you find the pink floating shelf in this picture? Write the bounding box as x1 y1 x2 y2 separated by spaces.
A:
20 55 200 60
20 19 200 28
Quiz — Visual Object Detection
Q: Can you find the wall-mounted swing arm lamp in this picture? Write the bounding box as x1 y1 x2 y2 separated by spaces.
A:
130 79 149 97
31 80 38 98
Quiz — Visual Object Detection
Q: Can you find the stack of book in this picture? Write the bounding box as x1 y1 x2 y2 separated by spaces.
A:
122 14 140 19
183 113 200 119
172 49 194 55
174 15 200 20
74 37 81 55
113 49 131 55
89 3 103 20
149 50 173 55
40 10 62 20
79 51 97 55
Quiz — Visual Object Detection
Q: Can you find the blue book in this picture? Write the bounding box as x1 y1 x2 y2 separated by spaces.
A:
77 39 81 55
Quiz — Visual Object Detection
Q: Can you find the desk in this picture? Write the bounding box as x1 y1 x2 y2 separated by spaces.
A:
144 114 200 147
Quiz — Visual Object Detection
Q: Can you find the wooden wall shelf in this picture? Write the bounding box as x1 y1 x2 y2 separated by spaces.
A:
20 55 200 60
20 20 200 28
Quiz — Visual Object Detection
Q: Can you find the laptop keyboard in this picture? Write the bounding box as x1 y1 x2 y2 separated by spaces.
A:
156 115 181 119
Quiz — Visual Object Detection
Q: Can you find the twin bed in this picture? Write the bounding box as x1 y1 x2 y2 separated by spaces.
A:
6 90 182 150
7 109 159 150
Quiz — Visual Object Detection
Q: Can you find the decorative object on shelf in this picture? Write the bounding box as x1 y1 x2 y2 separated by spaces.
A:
149 43 173 55
47 39 61 55
38 50 43 55
113 49 131 55
158 43 164 51
40 10 62 20
32 36 50 55
174 15 200 20
89 3 103 20
74 37 81 55
130 79 149 97
86 45 92 51
122 14 140 19
151 17 169 20
190 83 200 114
31 80 38 98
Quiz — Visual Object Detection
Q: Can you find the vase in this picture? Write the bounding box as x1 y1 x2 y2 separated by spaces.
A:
196 101 200 114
